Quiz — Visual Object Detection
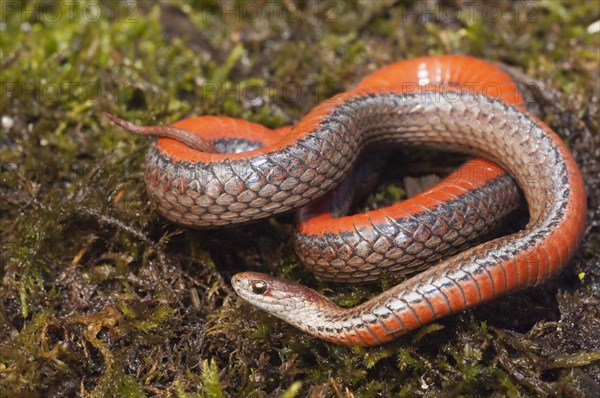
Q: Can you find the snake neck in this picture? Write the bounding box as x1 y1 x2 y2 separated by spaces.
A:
269 287 416 346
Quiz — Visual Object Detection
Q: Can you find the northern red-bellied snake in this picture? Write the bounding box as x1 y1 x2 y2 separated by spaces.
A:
107 55 586 346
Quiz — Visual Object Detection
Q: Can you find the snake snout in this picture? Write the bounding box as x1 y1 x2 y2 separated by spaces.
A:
231 272 273 298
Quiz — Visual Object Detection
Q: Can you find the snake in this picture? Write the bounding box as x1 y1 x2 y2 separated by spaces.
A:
107 55 587 346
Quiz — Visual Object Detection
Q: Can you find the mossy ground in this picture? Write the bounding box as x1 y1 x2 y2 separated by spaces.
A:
1 1 599 397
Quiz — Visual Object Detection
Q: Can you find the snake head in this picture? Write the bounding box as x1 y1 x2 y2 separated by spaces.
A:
231 272 339 328
232 272 308 313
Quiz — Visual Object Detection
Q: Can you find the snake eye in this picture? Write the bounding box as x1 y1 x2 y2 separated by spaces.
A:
251 280 268 295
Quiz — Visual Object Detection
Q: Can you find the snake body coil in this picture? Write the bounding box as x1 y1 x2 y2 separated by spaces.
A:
109 56 586 346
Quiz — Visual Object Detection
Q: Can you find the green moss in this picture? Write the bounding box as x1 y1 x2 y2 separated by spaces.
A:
199 359 224 398
1 0 599 396
115 374 147 398
279 381 302 398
